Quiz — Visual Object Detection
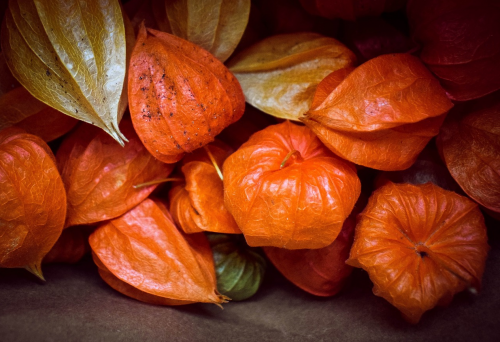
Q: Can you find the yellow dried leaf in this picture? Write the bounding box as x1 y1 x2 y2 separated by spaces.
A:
228 33 356 121
1 0 128 145
157 0 250 62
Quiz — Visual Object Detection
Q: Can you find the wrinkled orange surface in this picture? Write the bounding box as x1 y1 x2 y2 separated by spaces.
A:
0 128 66 274
264 207 355 296
223 121 361 249
302 54 453 170
347 182 489 324
437 95 500 213
128 23 245 163
56 119 173 227
89 199 226 305
170 142 241 234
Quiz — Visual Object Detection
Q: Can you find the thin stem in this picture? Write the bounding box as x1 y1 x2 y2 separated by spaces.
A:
133 178 184 189
280 150 298 169
204 145 223 181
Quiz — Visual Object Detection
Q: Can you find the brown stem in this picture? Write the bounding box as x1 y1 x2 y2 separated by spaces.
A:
133 177 184 189
204 145 223 181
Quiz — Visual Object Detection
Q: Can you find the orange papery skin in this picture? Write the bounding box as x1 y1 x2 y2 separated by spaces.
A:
89 199 226 305
347 182 489 324
0 128 66 270
223 121 361 250
56 119 174 227
15 106 78 142
264 208 355 296
128 24 245 164
169 142 241 234
302 54 453 171
437 95 500 214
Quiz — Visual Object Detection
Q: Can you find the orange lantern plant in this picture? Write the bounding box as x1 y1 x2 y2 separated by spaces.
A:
347 182 489 324
223 120 361 249
0 128 66 279
301 54 453 171
56 119 174 228
90 199 227 306
128 23 245 164
169 141 241 234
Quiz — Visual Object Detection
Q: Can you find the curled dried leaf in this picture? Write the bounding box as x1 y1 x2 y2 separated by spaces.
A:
89 199 227 305
0 128 66 278
128 24 245 163
1 0 128 144
169 142 241 234
56 119 174 227
223 121 361 249
347 182 489 324
302 54 453 170
228 33 356 121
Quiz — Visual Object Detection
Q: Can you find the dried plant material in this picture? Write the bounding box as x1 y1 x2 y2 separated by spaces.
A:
89 199 227 305
169 142 241 234
43 226 90 264
302 54 453 171
300 0 406 21
228 33 356 121
1 0 128 144
0 87 47 130
223 121 361 249
154 0 251 62
128 24 245 163
437 95 500 214
408 0 500 101
56 119 174 227
347 182 489 324
208 233 266 301
0 127 66 279
264 211 355 297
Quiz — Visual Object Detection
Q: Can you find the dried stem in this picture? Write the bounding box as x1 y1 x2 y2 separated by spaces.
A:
204 145 223 181
133 178 184 189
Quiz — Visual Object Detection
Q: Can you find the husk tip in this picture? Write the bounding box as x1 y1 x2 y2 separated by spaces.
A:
25 262 45 282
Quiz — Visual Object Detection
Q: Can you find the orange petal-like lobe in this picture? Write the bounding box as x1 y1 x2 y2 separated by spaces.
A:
56 119 174 227
302 54 453 170
128 24 245 163
169 142 241 234
347 182 489 324
223 121 361 249
0 128 66 273
89 199 226 305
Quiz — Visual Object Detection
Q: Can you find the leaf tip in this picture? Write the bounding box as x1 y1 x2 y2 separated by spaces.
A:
25 263 45 282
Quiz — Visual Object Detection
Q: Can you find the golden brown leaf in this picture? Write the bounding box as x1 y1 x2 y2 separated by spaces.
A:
228 33 356 120
1 0 128 144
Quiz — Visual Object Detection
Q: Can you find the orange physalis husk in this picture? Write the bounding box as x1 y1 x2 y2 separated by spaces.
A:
0 127 66 280
43 226 91 264
437 94 500 214
263 194 367 296
89 198 228 306
347 182 489 324
128 23 245 164
301 54 453 171
223 120 361 249
169 141 241 234
56 119 174 228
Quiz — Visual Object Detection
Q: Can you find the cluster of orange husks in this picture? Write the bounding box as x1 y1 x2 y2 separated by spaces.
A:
1 0 499 324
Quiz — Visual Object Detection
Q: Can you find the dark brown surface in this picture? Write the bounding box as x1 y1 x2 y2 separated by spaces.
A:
1 228 499 341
